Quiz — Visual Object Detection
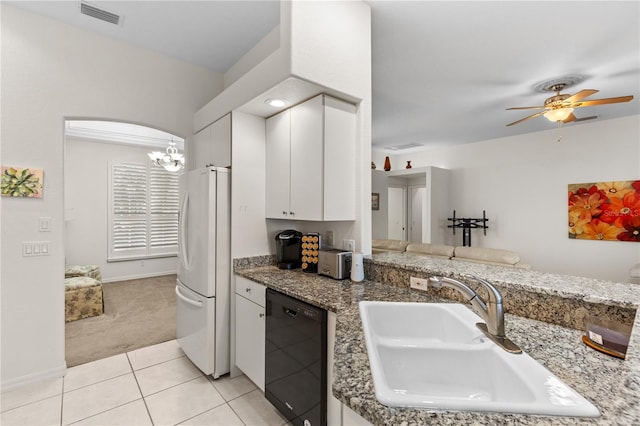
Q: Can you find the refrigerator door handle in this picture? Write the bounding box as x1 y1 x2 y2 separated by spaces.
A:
179 191 190 269
175 285 204 308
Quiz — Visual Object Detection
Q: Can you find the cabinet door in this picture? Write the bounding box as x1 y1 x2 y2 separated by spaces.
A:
191 125 212 170
323 97 356 220
290 95 324 221
210 113 231 168
265 109 291 219
191 114 231 170
235 294 265 391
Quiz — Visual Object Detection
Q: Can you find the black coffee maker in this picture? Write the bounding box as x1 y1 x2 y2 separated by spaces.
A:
275 230 303 270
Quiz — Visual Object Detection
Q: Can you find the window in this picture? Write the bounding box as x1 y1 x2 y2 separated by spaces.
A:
108 161 179 261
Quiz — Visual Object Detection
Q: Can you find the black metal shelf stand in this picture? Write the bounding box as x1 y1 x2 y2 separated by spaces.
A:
447 210 489 247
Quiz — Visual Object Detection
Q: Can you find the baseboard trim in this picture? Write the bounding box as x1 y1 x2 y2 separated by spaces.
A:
102 270 177 283
1 362 67 392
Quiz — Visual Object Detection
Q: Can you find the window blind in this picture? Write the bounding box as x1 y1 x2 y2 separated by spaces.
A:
108 161 179 260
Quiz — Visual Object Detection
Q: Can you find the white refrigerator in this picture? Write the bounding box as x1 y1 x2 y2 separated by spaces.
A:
176 166 230 378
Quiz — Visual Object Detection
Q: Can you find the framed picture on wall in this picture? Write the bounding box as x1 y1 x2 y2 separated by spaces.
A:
568 180 640 242
1 166 44 198
372 192 380 210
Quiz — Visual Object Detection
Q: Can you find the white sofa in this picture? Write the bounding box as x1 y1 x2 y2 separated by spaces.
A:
373 239 530 269
372 239 410 254
452 246 530 269
405 243 455 260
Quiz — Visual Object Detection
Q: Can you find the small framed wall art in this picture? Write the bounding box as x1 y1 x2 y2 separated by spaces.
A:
1 166 44 198
371 192 380 211
568 180 640 242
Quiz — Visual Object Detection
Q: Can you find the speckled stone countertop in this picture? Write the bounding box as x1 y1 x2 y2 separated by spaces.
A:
369 252 640 308
235 256 640 425
367 253 640 332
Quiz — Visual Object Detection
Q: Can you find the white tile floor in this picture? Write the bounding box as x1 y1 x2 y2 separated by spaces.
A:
1 340 289 426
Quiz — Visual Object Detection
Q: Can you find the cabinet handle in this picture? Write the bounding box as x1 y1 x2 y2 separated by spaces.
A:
289 211 295 216
245 287 251 293
282 211 287 215
259 313 265 318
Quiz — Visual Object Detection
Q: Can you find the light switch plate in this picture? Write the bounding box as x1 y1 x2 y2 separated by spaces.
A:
23 241 50 257
39 217 51 232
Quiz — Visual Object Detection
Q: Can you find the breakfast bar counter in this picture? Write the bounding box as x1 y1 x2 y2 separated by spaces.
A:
235 254 640 425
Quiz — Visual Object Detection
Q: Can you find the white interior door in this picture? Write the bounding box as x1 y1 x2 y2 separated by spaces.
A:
387 186 406 240
409 186 426 243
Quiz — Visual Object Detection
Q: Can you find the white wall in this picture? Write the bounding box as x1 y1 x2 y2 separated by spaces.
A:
64 137 178 282
371 170 390 240
224 26 280 89
1 4 222 388
380 115 640 282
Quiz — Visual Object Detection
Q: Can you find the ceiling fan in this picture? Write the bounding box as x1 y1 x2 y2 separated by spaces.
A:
506 83 633 127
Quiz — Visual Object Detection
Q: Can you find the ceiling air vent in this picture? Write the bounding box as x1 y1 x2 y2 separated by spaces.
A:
384 143 424 151
80 2 121 26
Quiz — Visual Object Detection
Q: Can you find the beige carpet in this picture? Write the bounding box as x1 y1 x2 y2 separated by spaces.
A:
65 274 177 367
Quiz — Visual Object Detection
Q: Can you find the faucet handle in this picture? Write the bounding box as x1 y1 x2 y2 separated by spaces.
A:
464 274 503 304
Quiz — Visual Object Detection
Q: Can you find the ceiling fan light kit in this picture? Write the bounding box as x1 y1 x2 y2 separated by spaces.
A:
506 76 634 127
543 107 574 122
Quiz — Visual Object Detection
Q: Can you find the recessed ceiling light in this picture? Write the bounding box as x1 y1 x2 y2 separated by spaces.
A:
265 98 288 108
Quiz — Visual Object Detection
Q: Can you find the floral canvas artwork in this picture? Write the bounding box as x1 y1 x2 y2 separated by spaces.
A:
568 180 640 242
1 166 44 198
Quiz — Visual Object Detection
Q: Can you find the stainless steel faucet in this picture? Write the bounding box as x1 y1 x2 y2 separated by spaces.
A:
428 275 522 353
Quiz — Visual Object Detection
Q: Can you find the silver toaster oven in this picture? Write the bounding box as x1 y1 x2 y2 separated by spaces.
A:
317 249 352 280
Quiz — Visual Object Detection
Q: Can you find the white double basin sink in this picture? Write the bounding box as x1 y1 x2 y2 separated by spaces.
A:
358 301 600 417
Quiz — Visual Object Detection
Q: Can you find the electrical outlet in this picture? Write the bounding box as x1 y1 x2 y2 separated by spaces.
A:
325 231 334 247
410 276 430 291
343 239 355 251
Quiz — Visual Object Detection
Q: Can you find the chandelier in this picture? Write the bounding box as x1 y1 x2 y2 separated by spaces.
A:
147 141 184 172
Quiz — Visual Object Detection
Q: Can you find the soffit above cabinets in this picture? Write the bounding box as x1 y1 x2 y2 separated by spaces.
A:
237 77 361 119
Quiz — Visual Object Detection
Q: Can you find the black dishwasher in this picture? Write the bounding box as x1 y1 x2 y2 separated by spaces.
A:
265 289 327 426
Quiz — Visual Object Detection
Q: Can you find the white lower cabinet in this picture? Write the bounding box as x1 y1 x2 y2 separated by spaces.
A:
234 276 266 391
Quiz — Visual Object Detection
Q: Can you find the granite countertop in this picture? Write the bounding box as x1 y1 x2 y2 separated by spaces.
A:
235 261 640 425
370 252 640 308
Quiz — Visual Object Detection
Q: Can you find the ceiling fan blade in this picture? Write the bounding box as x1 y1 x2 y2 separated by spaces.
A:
562 113 577 123
506 106 546 110
574 115 598 122
506 110 547 126
563 89 598 104
572 95 634 107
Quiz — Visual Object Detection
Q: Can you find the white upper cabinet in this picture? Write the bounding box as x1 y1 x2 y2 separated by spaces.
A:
265 109 292 219
265 94 356 221
191 113 231 170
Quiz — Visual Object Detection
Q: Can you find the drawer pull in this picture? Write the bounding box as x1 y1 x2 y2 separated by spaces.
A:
245 288 251 293
259 313 265 318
